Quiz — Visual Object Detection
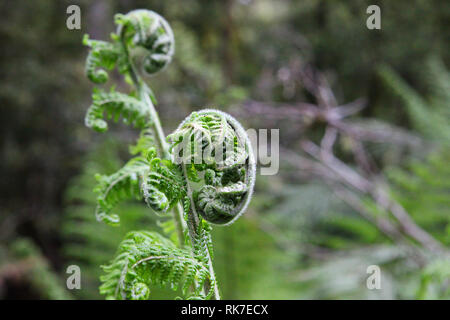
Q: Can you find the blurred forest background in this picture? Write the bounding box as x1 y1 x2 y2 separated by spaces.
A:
0 0 449 299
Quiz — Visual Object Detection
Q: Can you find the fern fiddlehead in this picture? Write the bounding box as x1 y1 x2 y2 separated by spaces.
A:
82 34 122 84
168 109 256 225
169 109 256 299
82 9 255 300
115 9 174 76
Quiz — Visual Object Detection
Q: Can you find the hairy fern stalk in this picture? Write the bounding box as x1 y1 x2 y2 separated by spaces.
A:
82 9 256 300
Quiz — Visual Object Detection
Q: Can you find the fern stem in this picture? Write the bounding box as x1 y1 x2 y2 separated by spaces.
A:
139 83 170 159
127 60 187 249
182 164 221 300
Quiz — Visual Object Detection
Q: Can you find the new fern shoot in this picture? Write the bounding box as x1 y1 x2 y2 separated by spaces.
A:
82 9 256 300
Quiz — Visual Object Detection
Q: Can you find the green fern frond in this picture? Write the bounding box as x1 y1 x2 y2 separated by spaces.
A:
81 9 255 300
115 10 174 75
192 220 214 263
94 148 188 226
83 34 121 84
100 231 211 299
141 173 170 214
94 157 149 226
142 157 186 213
193 166 249 225
169 109 256 226
184 163 202 182
195 186 238 224
168 110 246 169
85 88 151 132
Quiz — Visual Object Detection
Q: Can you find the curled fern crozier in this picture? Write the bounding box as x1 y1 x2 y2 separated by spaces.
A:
168 109 256 225
116 9 175 75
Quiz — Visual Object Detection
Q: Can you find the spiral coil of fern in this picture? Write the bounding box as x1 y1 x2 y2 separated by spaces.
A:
169 109 256 225
83 9 174 85
116 9 174 77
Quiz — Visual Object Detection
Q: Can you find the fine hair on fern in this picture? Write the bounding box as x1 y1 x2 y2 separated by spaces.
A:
82 9 255 300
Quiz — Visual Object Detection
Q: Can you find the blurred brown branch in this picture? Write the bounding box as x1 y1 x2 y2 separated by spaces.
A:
242 62 446 262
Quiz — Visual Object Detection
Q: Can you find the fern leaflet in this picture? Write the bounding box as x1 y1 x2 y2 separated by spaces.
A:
85 88 151 132
100 231 211 299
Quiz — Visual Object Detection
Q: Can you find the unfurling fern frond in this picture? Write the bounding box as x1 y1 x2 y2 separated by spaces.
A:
85 88 150 132
83 34 121 84
83 9 254 300
115 9 175 75
195 180 248 225
168 109 256 225
142 157 186 214
100 231 211 300
141 175 169 214
168 110 247 169
94 157 149 226
83 10 174 83
94 149 187 225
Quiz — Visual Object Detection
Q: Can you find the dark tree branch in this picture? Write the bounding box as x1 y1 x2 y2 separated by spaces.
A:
250 62 445 259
